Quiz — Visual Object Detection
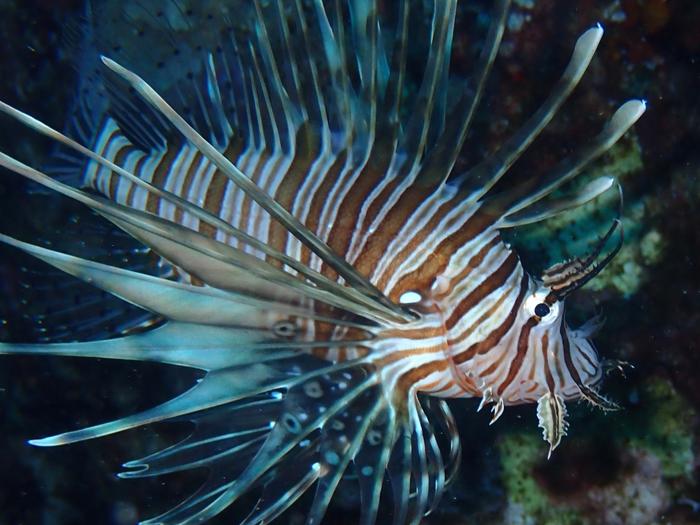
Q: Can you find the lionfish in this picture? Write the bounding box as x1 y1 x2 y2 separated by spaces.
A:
0 0 644 523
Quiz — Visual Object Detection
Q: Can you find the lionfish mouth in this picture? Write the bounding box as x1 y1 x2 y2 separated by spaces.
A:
565 330 621 412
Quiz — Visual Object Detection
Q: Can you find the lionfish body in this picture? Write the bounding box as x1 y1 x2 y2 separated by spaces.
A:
0 1 644 523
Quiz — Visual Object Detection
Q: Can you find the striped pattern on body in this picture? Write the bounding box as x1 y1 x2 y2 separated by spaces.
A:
84 113 601 407
85 110 543 391
79 0 614 411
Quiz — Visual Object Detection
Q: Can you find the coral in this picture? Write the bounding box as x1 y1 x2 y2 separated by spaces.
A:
496 428 674 525
585 224 665 297
626 378 696 479
583 449 670 525
497 431 583 525
495 376 694 524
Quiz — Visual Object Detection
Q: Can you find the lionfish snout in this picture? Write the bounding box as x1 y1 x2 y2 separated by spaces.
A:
534 214 624 405
519 286 604 402
489 285 590 403
527 300 622 457
522 219 624 456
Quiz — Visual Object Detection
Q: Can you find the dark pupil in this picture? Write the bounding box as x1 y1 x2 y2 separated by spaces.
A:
534 303 551 317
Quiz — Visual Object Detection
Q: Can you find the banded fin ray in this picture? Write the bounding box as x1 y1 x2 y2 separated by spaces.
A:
0 103 410 326
377 0 409 144
424 397 461 487
0 105 404 324
238 439 322 525
28 364 287 447
353 404 399 525
415 0 510 186
446 25 646 224
387 419 413 525
500 175 615 228
0 153 402 324
440 23 645 231
457 24 605 199
384 395 453 525
1 0 421 323
496 99 646 221
0 208 163 342
118 396 282 479
5 326 371 455
397 0 457 167
139 371 457 525
0 322 297 370
141 365 380 524
305 387 386 525
99 56 407 320
415 397 446 515
0 233 306 328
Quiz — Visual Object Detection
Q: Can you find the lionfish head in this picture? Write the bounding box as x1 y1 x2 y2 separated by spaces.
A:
515 218 623 457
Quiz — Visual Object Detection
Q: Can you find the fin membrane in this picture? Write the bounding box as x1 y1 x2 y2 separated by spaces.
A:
0 202 163 342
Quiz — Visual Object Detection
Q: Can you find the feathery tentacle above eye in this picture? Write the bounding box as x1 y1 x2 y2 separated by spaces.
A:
543 218 624 300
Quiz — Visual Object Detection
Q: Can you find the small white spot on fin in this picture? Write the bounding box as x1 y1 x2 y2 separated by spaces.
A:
399 291 422 304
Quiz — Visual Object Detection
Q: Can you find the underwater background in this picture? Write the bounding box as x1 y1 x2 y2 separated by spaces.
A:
0 0 698 524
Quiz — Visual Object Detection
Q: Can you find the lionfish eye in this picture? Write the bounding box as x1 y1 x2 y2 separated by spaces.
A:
534 303 551 318
273 320 298 338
